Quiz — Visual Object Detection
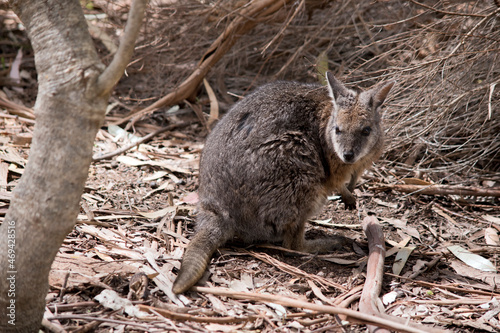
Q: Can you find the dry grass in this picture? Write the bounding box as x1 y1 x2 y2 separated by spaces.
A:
123 0 499 180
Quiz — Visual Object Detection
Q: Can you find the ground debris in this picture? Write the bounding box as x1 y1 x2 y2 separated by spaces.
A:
0 0 499 332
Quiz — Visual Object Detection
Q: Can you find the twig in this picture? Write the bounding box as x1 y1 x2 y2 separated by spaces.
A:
184 100 209 132
379 184 500 197
337 291 362 309
409 0 487 18
245 249 347 291
191 286 451 333
47 301 98 312
261 0 304 54
42 307 67 333
408 298 494 306
72 319 103 333
307 280 336 306
408 254 443 280
138 304 256 324
46 315 151 329
446 7 500 59
297 316 330 327
58 271 71 302
387 274 500 298
488 83 496 120
92 121 193 161
0 112 36 125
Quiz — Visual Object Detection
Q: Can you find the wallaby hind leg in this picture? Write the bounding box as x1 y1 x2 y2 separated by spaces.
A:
282 221 350 253
282 221 306 251
172 218 229 294
302 235 351 253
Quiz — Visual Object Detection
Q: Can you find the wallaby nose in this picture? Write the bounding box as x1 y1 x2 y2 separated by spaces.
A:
343 151 354 162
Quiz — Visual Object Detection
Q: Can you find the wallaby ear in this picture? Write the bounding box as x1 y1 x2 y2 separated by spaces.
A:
326 72 349 102
368 81 395 110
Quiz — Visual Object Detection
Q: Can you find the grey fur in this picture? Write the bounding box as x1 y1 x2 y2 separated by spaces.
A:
172 73 394 294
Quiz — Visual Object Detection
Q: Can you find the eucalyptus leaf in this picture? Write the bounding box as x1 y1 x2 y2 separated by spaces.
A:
448 245 497 272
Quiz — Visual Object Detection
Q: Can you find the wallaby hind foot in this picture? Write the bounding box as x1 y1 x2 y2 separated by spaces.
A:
302 235 352 254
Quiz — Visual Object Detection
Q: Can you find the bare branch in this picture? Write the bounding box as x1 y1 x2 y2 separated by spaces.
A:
96 0 148 96
92 121 193 161
358 216 390 333
191 286 450 333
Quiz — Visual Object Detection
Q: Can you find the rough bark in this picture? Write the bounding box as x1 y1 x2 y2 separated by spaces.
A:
0 0 146 331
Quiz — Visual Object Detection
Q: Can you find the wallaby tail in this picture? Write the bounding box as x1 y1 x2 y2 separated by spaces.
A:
172 226 225 294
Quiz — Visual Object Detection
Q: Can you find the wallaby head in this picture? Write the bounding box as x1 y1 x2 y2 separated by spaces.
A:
326 72 394 164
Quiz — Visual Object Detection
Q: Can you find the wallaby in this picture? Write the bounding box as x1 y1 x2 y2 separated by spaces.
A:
172 72 395 294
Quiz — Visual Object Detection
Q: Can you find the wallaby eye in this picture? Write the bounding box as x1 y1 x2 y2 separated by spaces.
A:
361 126 371 136
335 126 341 134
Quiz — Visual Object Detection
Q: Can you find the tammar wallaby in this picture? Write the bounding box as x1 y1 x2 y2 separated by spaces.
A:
172 72 395 294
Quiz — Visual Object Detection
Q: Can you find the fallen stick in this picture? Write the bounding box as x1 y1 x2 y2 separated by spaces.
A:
358 216 390 333
0 95 35 120
191 286 450 333
353 216 453 333
379 184 500 197
116 0 294 128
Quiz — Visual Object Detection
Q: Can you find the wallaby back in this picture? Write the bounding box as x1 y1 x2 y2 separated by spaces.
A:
172 72 394 293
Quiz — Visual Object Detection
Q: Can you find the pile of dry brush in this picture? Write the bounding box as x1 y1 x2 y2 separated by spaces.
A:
123 0 499 179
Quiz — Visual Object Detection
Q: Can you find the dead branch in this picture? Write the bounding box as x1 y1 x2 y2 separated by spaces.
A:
358 216 390 333
0 95 35 120
96 0 149 96
191 286 451 333
47 302 98 312
116 0 294 128
380 184 500 197
350 217 452 333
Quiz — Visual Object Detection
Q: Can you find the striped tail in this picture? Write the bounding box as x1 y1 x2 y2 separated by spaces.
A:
172 227 224 294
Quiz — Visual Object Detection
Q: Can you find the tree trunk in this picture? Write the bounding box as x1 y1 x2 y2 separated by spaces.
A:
0 0 146 331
